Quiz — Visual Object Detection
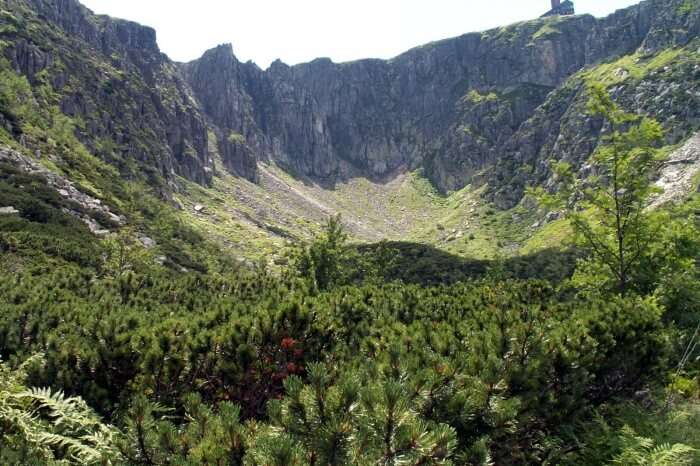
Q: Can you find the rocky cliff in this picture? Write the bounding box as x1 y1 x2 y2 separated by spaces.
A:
0 0 698 209
181 0 700 206
0 0 213 187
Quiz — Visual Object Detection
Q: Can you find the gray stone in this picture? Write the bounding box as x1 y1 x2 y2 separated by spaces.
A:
139 236 156 249
545 211 561 223
650 131 700 208
0 206 19 215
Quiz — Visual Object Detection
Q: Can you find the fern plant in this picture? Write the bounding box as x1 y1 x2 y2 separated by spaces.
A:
611 425 696 466
0 355 120 465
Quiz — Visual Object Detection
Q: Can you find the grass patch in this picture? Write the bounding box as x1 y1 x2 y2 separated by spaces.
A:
691 168 700 192
464 89 499 104
522 218 573 254
227 132 246 144
678 0 699 15
530 15 578 43
580 48 692 87
532 23 561 41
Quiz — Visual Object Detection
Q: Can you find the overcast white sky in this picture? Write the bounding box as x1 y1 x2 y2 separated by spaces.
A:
79 0 641 68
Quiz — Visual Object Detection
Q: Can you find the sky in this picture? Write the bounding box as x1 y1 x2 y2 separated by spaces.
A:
79 0 641 68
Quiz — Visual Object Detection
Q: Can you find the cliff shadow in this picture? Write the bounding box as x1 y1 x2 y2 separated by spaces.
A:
343 241 580 286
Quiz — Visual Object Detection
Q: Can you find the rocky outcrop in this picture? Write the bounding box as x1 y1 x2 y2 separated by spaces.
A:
181 44 261 181
0 206 19 215
0 147 126 233
486 37 700 207
651 131 700 207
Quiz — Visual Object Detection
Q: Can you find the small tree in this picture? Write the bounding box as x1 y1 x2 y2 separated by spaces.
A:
246 362 457 465
292 215 348 292
101 226 155 304
533 83 665 296
118 394 247 465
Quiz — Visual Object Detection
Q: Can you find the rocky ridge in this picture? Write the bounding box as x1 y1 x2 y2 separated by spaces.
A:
0 0 698 223
182 0 700 205
652 131 700 207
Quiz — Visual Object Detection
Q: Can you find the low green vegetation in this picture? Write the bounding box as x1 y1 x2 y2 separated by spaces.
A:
0 164 104 269
678 0 699 15
0 355 120 465
579 45 698 87
464 89 499 104
227 132 246 144
531 22 560 41
1 196 698 464
693 168 700 192
530 16 575 42
522 217 572 254
2 73 698 463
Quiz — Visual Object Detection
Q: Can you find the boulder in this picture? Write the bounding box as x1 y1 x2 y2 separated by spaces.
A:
0 206 19 215
139 236 156 249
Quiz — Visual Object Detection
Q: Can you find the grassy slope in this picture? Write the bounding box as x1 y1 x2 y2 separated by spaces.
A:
174 156 551 264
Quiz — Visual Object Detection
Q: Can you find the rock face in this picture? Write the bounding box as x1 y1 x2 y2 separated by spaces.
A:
651 131 700 207
2 0 213 186
181 0 700 200
181 44 261 181
486 26 700 206
1 0 699 207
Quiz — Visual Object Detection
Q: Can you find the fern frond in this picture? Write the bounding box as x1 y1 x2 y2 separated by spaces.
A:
647 443 697 466
1 360 121 465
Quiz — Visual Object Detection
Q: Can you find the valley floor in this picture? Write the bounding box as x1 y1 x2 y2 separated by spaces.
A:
174 160 552 264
